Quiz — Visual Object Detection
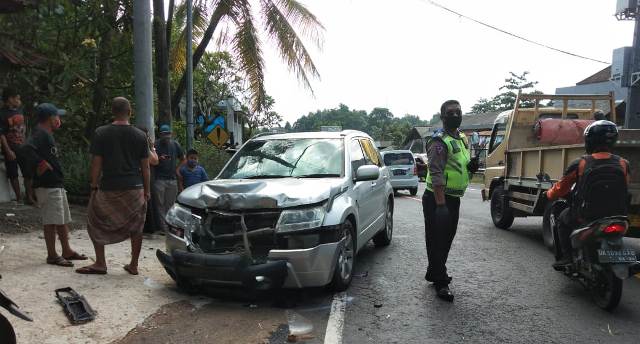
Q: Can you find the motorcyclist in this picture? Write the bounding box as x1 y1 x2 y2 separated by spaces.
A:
546 120 630 268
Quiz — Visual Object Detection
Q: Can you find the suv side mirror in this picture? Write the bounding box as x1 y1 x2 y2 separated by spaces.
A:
355 165 380 182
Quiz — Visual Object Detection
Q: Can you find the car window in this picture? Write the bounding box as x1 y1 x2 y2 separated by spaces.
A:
359 139 382 167
383 152 414 166
350 139 366 175
219 138 344 179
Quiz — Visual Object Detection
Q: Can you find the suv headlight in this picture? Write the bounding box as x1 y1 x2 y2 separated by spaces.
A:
165 204 201 239
276 206 326 233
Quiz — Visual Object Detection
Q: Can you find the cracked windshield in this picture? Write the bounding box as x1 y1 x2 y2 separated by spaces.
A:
219 139 344 179
2 1 640 343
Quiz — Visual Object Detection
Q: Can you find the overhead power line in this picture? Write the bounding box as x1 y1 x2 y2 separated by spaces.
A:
422 0 610 65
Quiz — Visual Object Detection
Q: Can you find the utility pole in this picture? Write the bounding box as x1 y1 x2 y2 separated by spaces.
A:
133 0 155 140
186 0 195 149
618 1 640 128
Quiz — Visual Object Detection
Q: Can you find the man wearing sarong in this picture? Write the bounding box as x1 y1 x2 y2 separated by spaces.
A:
77 97 150 275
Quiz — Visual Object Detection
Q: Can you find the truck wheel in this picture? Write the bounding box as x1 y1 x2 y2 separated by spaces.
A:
409 187 418 196
329 220 356 292
491 187 514 230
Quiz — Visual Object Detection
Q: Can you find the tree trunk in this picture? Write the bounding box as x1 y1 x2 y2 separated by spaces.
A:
84 2 114 140
166 0 175 50
153 0 172 126
171 3 228 117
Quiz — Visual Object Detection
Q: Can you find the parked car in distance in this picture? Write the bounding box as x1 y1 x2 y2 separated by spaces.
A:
381 150 419 196
157 130 394 292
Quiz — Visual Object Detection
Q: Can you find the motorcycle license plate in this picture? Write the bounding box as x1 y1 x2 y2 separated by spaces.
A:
597 249 637 263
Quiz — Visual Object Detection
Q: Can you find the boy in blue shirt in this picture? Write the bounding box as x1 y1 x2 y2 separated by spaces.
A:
178 149 209 190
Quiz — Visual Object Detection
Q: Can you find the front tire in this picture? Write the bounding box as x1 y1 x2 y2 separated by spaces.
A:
373 200 393 247
590 267 623 311
329 220 356 292
491 187 514 230
409 187 418 196
0 313 16 344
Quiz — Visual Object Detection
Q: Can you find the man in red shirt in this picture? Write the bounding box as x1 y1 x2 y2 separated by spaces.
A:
0 88 34 204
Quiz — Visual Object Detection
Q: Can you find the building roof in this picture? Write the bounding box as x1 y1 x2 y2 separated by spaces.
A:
576 66 612 85
432 111 500 131
0 0 38 13
0 34 46 67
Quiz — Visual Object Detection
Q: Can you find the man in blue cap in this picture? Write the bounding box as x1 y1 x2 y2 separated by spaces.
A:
154 124 185 231
22 103 86 266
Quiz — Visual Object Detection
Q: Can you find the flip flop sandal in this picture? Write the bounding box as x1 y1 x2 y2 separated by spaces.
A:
75 266 107 275
47 256 74 267
63 252 88 261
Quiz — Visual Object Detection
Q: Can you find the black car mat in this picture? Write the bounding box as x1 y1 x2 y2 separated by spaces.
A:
55 287 96 324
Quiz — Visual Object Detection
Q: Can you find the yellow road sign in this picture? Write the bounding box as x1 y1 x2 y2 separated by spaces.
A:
208 125 229 147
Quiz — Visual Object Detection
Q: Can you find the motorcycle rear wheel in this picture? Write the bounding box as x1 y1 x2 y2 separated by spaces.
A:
0 313 16 344
590 268 623 311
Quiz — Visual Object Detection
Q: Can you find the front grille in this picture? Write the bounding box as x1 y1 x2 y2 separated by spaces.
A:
195 210 282 261
208 211 281 235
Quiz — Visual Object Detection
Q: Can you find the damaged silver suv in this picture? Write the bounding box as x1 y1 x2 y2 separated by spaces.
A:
157 130 394 291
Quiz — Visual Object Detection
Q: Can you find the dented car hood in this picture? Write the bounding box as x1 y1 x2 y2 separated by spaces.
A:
177 178 346 210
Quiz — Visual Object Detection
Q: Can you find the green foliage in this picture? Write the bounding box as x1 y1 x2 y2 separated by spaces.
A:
59 146 91 196
469 71 541 113
292 104 429 147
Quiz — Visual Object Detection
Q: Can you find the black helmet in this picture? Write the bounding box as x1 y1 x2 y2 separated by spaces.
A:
584 120 618 154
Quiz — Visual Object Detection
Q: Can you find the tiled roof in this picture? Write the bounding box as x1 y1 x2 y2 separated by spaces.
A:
0 34 46 67
576 66 612 85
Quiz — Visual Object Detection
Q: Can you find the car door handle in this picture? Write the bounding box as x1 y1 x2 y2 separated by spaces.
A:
371 182 377 187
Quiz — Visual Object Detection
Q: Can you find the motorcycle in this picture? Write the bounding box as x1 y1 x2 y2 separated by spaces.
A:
548 201 640 311
0 246 32 344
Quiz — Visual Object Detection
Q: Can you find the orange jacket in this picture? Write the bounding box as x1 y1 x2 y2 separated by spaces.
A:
547 152 630 201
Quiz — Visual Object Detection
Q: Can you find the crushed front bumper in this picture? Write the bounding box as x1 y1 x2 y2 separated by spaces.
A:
157 239 343 290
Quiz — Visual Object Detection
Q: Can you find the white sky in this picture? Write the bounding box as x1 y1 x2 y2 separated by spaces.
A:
258 0 636 124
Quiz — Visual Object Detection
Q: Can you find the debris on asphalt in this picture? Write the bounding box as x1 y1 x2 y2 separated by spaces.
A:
55 287 96 325
286 310 314 342
374 302 383 308
5 213 15 217
355 271 369 278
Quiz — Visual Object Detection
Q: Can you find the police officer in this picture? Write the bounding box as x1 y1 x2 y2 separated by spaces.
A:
423 100 479 302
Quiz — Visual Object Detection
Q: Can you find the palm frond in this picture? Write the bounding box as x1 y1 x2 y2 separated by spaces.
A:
231 10 266 113
261 0 320 92
169 1 210 73
272 0 324 48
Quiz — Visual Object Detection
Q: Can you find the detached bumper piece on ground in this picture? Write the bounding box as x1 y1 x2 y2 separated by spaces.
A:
55 287 96 325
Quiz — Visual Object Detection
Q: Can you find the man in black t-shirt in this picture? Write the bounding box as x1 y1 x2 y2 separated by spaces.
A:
22 103 86 267
153 124 185 231
77 97 150 276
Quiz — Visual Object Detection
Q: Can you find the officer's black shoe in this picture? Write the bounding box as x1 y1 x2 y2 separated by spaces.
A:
552 257 572 271
435 285 454 302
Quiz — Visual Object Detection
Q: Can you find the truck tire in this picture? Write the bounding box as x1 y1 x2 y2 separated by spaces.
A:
491 187 514 230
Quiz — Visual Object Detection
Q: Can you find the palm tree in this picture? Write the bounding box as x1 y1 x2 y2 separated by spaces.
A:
159 0 323 119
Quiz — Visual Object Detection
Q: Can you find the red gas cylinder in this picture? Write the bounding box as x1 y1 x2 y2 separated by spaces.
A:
534 119 594 145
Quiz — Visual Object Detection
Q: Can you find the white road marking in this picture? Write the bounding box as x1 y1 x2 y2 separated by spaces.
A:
324 292 347 344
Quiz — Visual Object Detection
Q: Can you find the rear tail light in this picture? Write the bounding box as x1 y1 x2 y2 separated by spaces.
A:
603 223 627 235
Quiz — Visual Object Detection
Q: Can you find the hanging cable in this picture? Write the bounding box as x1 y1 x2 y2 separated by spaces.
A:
421 0 610 65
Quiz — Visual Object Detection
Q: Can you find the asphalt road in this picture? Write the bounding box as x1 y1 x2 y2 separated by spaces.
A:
343 184 640 344
116 184 640 343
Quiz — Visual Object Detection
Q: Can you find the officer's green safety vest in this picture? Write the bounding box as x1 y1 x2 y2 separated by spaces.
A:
426 131 471 197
